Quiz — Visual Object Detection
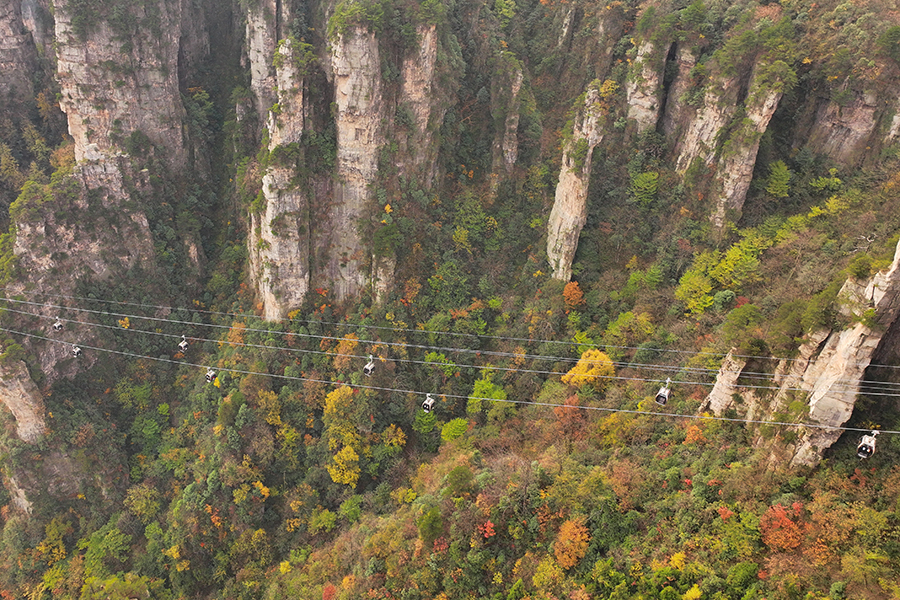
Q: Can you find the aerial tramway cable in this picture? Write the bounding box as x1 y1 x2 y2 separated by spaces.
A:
5 295 900 394
3 302 899 399
10 287 900 372
0 325 897 437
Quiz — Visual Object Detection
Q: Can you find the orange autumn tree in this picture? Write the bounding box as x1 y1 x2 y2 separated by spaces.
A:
563 281 586 309
760 502 808 551
562 349 615 391
555 518 590 569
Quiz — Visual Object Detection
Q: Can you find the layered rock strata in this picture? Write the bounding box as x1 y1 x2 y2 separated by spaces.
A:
250 39 312 320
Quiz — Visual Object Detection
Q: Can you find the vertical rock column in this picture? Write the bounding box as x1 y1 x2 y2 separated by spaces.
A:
245 0 279 129
546 83 606 281
709 82 782 231
674 74 741 173
490 61 524 181
329 27 384 300
399 24 443 186
250 39 312 319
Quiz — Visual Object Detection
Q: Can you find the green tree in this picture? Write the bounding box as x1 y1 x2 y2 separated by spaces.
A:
629 171 659 207
765 160 791 197
441 418 468 441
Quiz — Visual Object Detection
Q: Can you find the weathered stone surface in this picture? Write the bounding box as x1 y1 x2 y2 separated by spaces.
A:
0 358 45 443
547 84 606 281
399 25 443 186
0 0 37 105
9 157 156 378
660 46 696 137
53 0 186 165
245 0 279 129
806 91 878 166
20 0 52 58
705 240 900 466
6 474 31 513
328 27 384 300
250 167 311 320
626 40 664 133
491 66 523 179
710 82 782 230
674 76 740 173
703 352 747 416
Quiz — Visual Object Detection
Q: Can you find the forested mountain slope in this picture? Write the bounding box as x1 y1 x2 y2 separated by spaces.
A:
0 0 900 598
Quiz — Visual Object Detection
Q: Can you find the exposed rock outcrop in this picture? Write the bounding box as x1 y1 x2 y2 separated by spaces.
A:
710 76 783 230
804 91 879 166
547 82 606 281
0 0 37 106
674 75 741 173
626 40 665 134
398 24 445 186
53 0 187 165
704 239 900 466
328 27 385 300
491 62 524 180
250 40 313 320
245 0 280 129
0 358 45 443
659 46 696 137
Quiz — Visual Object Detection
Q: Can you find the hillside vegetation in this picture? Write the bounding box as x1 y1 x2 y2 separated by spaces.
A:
1 0 900 599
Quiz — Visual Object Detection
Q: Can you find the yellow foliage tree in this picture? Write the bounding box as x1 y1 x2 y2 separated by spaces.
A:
328 445 361 487
555 518 590 569
333 334 359 372
561 349 615 390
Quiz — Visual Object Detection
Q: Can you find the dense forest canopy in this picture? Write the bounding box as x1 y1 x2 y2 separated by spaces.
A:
0 0 900 598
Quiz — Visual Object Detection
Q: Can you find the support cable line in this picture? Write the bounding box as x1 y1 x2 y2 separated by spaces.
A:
9 288 900 371
4 303 900 397
0 325 896 436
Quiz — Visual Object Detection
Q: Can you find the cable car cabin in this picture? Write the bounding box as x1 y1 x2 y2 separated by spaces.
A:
178 335 188 353
52 319 63 332
72 345 82 358
205 369 216 383
363 355 375 377
655 378 672 406
857 431 879 459
422 393 436 413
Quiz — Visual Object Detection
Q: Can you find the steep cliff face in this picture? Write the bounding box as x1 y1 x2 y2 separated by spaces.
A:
8 156 157 378
626 40 665 134
0 0 36 107
53 0 188 165
546 83 606 281
250 38 313 320
659 45 696 137
0 358 45 444
245 0 280 129
709 73 783 230
398 24 444 186
801 92 879 166
704 239 900 466
673 74 741 174
327 27 385 300
490 57 524 180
